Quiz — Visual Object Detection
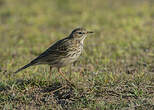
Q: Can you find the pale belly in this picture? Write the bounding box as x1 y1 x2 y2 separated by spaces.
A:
49 49 82 68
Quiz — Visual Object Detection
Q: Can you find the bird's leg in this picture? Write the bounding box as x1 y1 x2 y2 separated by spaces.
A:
58 68 74 86
49 66 52 78
69 65 72 80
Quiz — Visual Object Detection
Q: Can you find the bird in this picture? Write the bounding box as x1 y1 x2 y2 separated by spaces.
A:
14 28 93 82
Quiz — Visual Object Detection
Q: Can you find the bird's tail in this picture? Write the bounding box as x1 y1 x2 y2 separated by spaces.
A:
14 61 36 74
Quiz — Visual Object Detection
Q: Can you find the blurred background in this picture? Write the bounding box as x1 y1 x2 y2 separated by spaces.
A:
0 0 154 109
0 0 154 76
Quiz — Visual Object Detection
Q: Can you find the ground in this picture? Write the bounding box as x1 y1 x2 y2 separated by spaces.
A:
0 0 154 109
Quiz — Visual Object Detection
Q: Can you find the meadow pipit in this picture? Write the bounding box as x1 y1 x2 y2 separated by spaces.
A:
14 28 93 83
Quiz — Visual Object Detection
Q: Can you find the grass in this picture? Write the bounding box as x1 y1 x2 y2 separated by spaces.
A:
0 0 154 109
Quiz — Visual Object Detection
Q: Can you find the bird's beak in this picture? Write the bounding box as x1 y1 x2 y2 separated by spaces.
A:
87 31 94 34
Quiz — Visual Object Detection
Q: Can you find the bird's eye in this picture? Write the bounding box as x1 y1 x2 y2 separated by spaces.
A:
78 32 85 34
78 32 83 34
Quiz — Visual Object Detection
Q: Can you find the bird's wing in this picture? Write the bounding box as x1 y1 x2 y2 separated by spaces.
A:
14 38 70 74
31 38 70 64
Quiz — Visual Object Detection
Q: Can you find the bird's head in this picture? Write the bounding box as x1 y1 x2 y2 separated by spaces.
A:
69 28 93 41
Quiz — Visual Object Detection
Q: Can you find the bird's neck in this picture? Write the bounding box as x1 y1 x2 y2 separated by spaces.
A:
80 37 86 45
74 38 85 47
69 37 85 46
